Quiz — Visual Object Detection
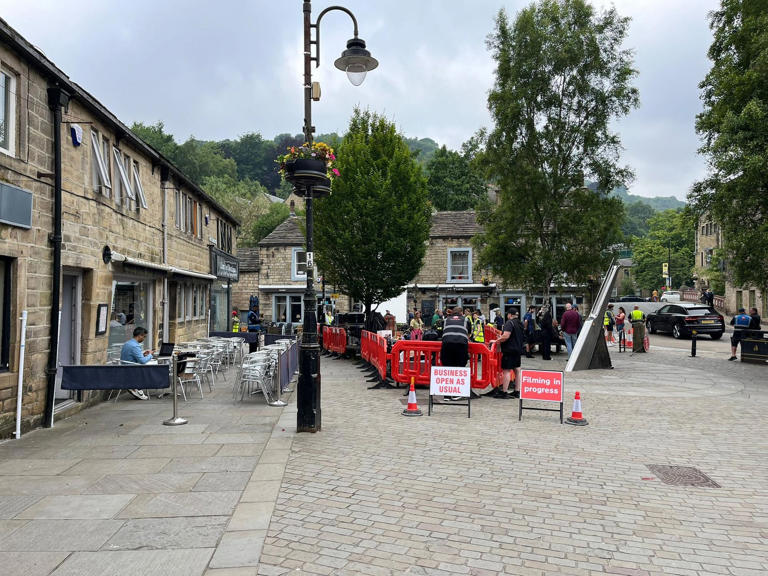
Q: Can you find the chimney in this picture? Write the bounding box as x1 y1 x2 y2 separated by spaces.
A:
289 200 296 217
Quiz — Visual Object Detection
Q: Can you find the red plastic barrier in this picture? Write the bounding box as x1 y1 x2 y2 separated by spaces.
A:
327 327 347 355
484 324 501 343
361 330 389 382
390 340 501 391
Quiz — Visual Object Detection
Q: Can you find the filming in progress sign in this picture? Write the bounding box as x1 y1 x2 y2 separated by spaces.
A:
519 369 564 423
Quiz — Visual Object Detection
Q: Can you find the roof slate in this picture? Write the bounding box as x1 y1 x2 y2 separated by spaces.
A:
430 211 479 238
237 247 260 271
258 216 305 246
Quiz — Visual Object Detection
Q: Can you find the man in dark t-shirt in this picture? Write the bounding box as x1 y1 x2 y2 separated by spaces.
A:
491 309 524 399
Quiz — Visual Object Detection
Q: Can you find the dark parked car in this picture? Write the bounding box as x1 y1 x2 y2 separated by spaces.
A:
646 304 724 340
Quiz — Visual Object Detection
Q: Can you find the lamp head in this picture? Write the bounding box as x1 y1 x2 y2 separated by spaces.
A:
334 37 378 86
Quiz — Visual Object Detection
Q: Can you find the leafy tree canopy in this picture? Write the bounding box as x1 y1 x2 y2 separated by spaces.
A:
314 109 431 324
631 208 695 292
690 0 768 288
404 137 439 164
475 0 638 296
622 201 656 240
425 145 488 211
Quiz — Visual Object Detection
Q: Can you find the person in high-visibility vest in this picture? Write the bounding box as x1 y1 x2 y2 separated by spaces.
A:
603 303 615 346
471 309 485 343
630 305 646 353
729 307 752 361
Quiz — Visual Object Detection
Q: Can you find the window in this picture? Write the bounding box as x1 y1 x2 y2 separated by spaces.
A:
90 130 111 195
197 203 203 239
749 289 756 310
448 248 472 282
176 283 184 321
292 248 307 280
132 161 148 209
113 148 135 208
192 285 199 319
186 284 193 321
274 294 303 323
217 220 233 253
0 258 10 370
175 191 181 229
705 249 713 266
0 68 17 155
736 290 743 310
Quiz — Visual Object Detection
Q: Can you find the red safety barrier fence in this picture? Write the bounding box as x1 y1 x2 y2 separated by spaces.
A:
484 324 501 343
360 330 389 382
322 326 347 355
390 340 501 391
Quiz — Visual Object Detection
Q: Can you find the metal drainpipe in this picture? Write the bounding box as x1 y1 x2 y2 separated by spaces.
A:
161 167 170 344
44 85 70 428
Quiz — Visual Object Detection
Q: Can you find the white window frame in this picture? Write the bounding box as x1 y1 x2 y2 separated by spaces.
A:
113 147 135 205
174 190 181 229
0 68 17 156
176 284 184 322
292 247 307 281
447 247 472 283
185 284 193 321
90 130 111 195
132 161 148 209
197 203 203 239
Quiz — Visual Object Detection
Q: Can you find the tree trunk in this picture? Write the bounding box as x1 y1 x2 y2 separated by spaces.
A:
365 300 373 331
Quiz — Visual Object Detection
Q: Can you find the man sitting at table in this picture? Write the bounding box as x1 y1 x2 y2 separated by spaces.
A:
120 327 153 400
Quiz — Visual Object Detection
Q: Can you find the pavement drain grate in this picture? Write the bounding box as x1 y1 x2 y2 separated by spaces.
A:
646 464 721 488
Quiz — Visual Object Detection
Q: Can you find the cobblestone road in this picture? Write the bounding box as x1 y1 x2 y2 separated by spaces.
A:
258 350 768 576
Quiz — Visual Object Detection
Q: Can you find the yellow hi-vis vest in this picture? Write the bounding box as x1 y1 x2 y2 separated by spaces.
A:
472 318 485 342
630 309 644 322
604 311 613 326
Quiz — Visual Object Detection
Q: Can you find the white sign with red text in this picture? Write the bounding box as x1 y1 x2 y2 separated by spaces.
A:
520 370 563 403
430 366 471 398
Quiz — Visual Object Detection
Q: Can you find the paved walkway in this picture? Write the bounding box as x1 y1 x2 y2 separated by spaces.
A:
0 346 766 576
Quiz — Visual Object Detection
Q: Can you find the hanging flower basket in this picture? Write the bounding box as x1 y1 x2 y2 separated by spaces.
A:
277 142 338 197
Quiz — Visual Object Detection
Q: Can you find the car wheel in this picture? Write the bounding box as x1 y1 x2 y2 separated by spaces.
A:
646 320 656 334
710 332 723 340
672 322 683 339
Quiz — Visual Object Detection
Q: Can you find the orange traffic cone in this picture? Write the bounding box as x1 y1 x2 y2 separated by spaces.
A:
565 391 588 426
402 377 422 417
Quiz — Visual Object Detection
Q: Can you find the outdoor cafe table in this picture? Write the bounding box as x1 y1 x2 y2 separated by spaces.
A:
209 331 261 353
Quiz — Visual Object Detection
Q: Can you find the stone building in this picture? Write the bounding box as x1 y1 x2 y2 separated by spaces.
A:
232 247 260 314
256 215 352 324
406 211 588 324
694 216 766 318
0 18 238 436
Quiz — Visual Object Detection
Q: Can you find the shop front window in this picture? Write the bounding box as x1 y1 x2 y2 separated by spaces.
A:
107 280 153 362
274 294 303 324
210 283 229 332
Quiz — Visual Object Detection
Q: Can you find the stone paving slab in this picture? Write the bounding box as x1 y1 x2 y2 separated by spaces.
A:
0 519 124 551
16 494 135 520
117 491 240 519
84 472 203 494
103 516 228 550
2 551 70 576
50 548 213 576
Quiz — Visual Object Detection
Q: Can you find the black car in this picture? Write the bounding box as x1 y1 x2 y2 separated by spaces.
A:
646 304 725 340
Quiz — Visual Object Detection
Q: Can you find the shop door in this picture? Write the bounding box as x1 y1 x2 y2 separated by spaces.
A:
55 273 81 401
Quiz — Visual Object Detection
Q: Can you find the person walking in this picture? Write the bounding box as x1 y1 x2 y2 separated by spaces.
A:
559 303 581 357
630 305 646 353
728 308 752 360
493 308 504 331
491 309 524 399
384 310 396 334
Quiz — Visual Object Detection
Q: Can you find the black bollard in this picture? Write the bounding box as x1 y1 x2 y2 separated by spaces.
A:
690 330 697 357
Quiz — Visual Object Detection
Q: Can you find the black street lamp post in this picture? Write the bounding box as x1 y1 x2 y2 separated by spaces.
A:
294 0 377 433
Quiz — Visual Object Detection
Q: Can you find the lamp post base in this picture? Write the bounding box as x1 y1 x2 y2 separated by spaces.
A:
297 341 321 432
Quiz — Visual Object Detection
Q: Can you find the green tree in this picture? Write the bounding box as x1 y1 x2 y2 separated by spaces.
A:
250 201 291 245
314 109 431 325
173 139 237 184
130 121 179 158
622 201 655 239
425 145 487 211
405 137 439 164
475 1 638 297
690 0 768 289
218 133 280 190
201 175 271 247
631 209 695 292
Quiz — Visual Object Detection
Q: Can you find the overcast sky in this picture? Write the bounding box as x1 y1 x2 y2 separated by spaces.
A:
2 0 719 200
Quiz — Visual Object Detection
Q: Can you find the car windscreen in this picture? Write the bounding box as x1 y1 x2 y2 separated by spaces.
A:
684 308 715 316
